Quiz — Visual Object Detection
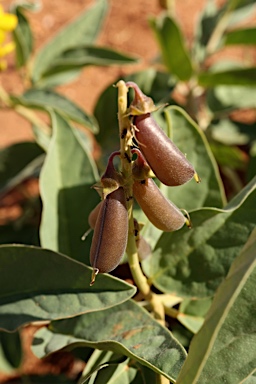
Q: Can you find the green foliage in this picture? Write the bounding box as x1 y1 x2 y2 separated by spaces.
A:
176 228 256 384
31 0 108 86
144 176 256 297
0 245 135 332
149 15 194 81
0 331 22 373
39 111 99 262
0 0 256 382
12 4 33 67
32 300 187 382
11 89 98 133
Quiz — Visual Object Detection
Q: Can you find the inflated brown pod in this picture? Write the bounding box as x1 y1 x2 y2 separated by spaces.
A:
134 113 195 186
126 81 197 187
133 178 186 231
132 149 187 232
133 218 152 261
90 187 128 281
88 201 103 229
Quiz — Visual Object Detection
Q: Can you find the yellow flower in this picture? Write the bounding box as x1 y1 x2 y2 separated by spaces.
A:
0 5 18 70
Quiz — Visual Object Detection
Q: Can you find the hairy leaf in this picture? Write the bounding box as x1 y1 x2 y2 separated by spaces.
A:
224 27 256 45
176 228 256 384
0 245 135 332
11 89 98 133
150 15 193 81
0 141 44 194
33 300 187 383
31 0 107 84
207 85 256 112
39 111 99 263
12 5 33 67
0 330 22 373
198 67 256 86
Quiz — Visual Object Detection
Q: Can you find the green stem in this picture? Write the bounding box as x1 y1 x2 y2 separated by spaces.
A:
116 80 165 325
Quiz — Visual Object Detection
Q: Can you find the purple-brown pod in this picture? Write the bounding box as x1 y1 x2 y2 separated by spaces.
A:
134 113 196 186
90 187 128 277
133 178 186 232
88 201 103 229
136 236 152 261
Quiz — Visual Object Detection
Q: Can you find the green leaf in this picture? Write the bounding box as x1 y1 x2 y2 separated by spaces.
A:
227 3 256 26
31 0 107 85
84 358 150 384
163 106 226 210
32 46 138 89
33 69 83 89
177 298 212 334
193 1 224 62
0 330 22 373
147 176 256 298
171 323 194 349
32 124 51 152
79 350 125 383
247 141 256 182
149 15 193 81
0 222 40 246
224 27 256 45
0 245 135 332
47 45 138 67
79 350 141 384
176 227 256 384
210 142 247 170
198 67 256 87
243 372 256 384
39 111 99 263
227 0 256 11
207 85 256 113
0 142 44 193
11 89 98 133
209 119 256 145
12 6 33 67
32 300 187 383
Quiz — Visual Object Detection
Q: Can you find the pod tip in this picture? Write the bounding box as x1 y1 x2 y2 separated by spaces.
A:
194 172 201 184
181 209 192 229
90 268 99 286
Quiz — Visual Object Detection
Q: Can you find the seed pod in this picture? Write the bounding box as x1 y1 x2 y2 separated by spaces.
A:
88 201 103 229
126 82 197 186
137 236 152 261
133 178 186 232
81 201 103 241
134 113 196 186
90 187 128 280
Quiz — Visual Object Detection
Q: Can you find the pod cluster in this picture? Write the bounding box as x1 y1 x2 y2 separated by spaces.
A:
88 82 198 284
